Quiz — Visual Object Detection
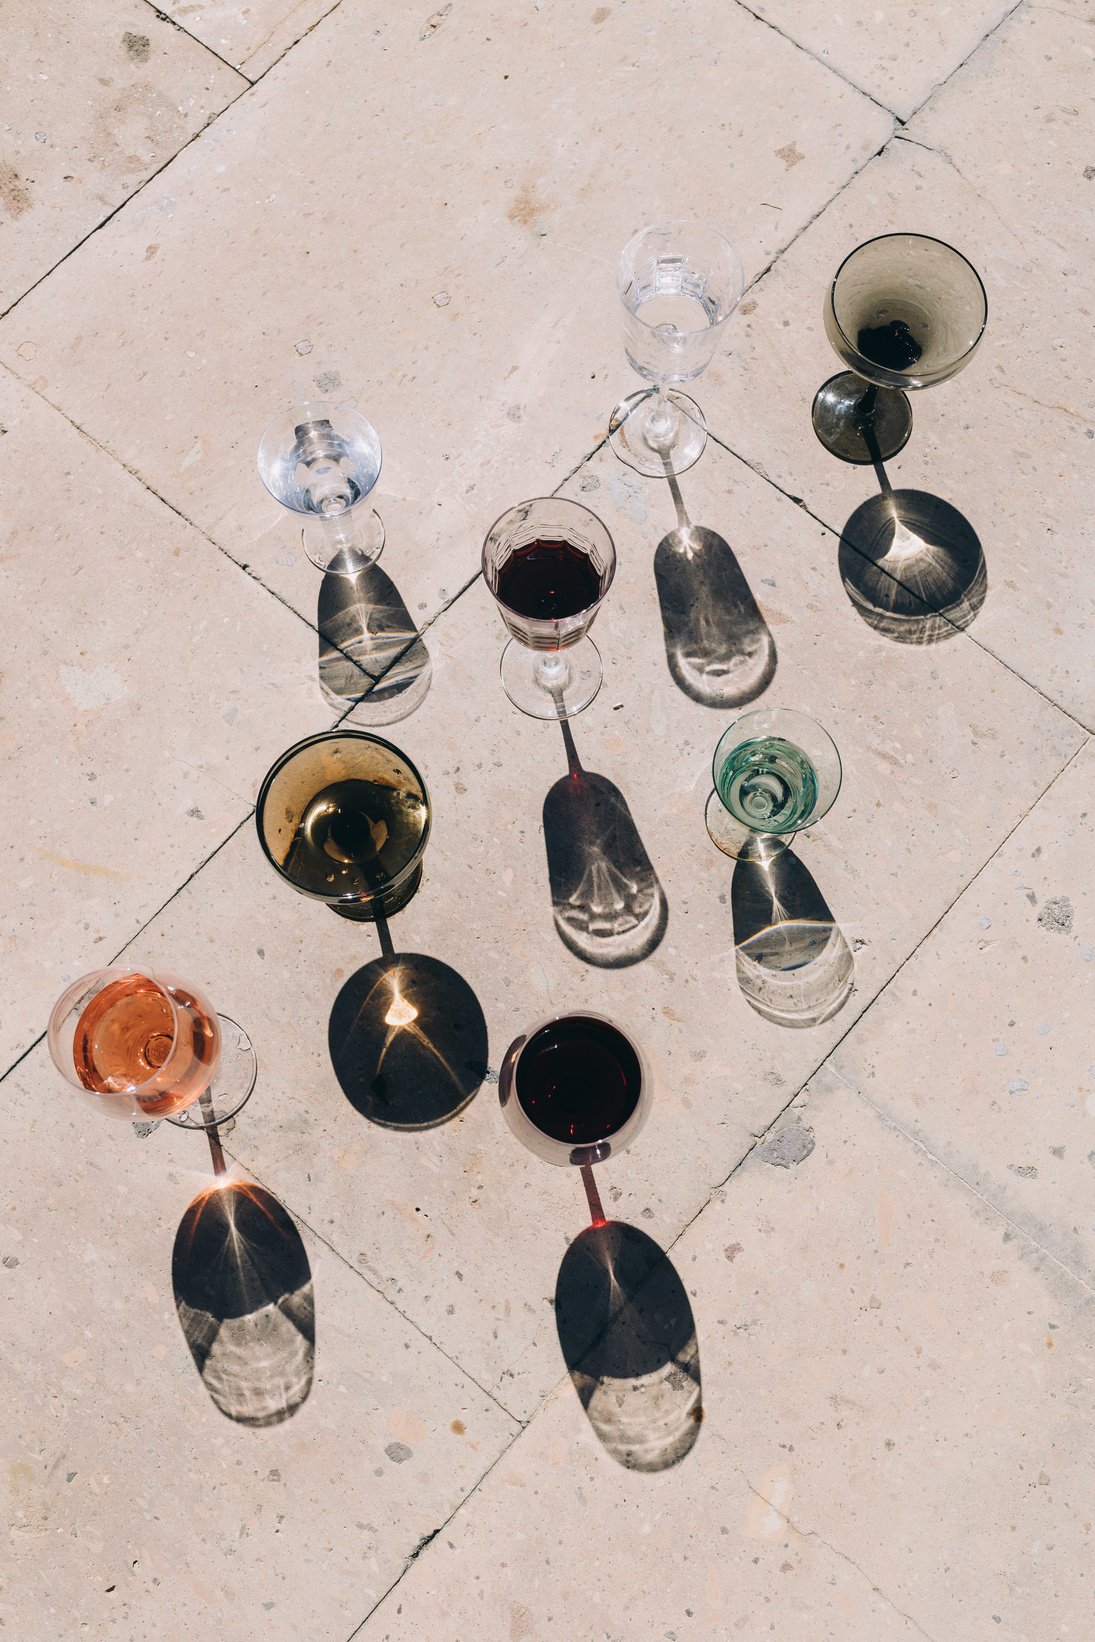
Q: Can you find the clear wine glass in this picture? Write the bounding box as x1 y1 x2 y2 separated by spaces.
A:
610 219 744 478
257 400 385 574
255 730 430 921
812 233 988 465
706 707 842 862
482 497 616 721
48 966 256 1131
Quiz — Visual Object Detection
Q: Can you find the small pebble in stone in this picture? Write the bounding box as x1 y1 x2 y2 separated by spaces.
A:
978 916 992 929
385 1442 413 1464
1037 895 1073 934
1008 1078 1029 1094
294 339 313 354
432 291 451 307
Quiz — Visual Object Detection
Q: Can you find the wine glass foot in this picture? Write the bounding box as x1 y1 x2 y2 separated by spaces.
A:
303 509 385 575
812 373 912 465
327 861 424 921
166 1015 257 1130
500 637 603 720
705 791 791 862
609 389 707 478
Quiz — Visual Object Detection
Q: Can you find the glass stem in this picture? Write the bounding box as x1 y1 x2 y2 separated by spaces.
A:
642 385 680 454
854 383 879 426
535 650 571 699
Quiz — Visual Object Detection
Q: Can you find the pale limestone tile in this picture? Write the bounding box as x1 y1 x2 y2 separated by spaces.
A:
0 0 892 628
659 1066 1095 1642
157 0 337 79
0 0 244 309
0 1044 517 1641
740 0 1016 120
113 439 1081 1421
0 374 339 1073
831 738 1095 1283
696 136 1095 726
356 1422 928 1640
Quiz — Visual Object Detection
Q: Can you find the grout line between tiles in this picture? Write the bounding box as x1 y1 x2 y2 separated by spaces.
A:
730 0 898 118
237 0 344 80
140 1 246 82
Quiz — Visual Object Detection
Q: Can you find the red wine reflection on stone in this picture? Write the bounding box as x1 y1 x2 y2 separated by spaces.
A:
495 538 604 620
516 1016 641 1145
284 777 428 899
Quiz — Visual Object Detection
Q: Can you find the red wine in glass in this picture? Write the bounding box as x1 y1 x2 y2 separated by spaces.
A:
494 538 604 620
516 1015 642 1145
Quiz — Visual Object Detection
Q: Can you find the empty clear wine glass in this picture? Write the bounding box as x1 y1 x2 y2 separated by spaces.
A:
610 218 744 478
499 1011 650 1170
482 497 616 721
257 400 385 574
706 707 842 861
255 730 430 921
812 233 988 465
48 966 257 1131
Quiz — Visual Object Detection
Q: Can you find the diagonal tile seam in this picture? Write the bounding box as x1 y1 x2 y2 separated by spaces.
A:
730 0 897 119
140 0 246 82
739 1470 941 1642
140 0 344 85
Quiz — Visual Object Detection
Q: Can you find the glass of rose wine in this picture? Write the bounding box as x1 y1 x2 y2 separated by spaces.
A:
482 497 616 721
812 233 987 465
256 730 431 921
257 400 385 574
48 967 257 1130
499 1011 650 1171
706 706 842 862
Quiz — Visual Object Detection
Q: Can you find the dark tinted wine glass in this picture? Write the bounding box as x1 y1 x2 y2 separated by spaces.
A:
482 497 616 720
499 1012 650 1168
255 731 430 921
812 233 987 464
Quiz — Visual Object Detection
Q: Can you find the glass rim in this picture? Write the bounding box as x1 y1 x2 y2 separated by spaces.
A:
481 496 617 619
711 708 843 828
616 216 744 335
254 728 431 904
256 399 384 504
828 231 988 375
48 966 181 1095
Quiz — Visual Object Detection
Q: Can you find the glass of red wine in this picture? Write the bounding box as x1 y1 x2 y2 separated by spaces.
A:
482 497 616 720
47 966 257 1131
812 234 987 465
498 1011 649 1169
255 730 431 921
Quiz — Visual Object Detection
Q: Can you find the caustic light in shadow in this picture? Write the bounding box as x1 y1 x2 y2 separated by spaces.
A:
732 849 854 1028
839 488 987 645
318 558 432 723
329 953 488 1129
172 1181 314 1427
555 1221 701 1472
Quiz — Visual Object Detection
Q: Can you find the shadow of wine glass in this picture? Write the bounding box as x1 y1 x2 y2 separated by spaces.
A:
555 1220 701 1473
328 953 488 1129
543 718 667 968
317 557 432 723
731 848 854 1028
172 1180 314 1428
654 467 776 708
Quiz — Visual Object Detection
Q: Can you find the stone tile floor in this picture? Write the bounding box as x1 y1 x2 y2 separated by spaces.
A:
1 2 1091 1638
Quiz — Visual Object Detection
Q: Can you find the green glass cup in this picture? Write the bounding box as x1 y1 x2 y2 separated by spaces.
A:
706 707 841 861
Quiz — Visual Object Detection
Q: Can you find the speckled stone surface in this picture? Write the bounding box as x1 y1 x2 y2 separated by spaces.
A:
155 0 338 79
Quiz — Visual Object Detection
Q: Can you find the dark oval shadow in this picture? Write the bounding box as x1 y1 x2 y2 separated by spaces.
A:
839 488 987 645
172 1181 314 1428
654 525 777 708
543 770 667 968
318 559 432 722
329 953 487 1129
555 1221 701 1473
732 849 854 1028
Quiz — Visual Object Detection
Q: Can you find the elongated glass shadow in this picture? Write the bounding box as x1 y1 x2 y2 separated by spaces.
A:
318 557 431 722
732 848 854 1028
543 718 667 968
172 1181 314 1427
555 1221 701 1472
329 953 487 1129
655 468 776 708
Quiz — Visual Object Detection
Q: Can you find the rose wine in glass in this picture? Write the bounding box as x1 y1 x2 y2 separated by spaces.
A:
72 972 219 1116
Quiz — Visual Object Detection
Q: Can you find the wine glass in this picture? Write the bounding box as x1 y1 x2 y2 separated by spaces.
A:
255 730 430 921
482 497 616 721
812 233 988 465
48 967 256 1131
705 707 842 862
257 400 385 574
499 1011 650 1171
610 219 744 478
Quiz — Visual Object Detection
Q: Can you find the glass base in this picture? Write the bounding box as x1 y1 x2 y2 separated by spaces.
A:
327 861 424 921
812 373 912 465
500 638 602 720
166 1015 257 1130
303 509 385 575
609 389 707 478
705 791 791 862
